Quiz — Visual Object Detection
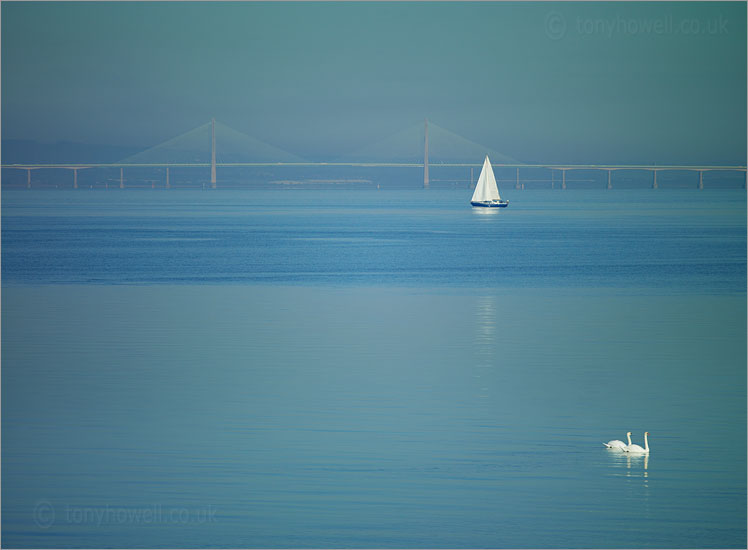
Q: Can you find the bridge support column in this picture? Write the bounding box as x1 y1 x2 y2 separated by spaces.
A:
73 168 78 189
166 167 170 189
698 170 704 190
562 169 567 190
652 170 658 189
515 167 520 190
120 168 124 189
607 170 612 190
27 168 32 189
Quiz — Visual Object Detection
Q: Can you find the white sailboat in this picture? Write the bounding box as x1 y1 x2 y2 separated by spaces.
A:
471 155 508 207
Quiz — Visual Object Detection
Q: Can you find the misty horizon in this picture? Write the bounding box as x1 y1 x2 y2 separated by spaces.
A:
2 2 746 167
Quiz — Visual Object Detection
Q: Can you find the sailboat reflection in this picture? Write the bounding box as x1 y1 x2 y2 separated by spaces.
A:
474 298 497 349
472 296 497 401
472 205 502 216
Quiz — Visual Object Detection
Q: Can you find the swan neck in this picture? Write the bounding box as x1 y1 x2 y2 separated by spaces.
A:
627 433 632 446
644 433 649 451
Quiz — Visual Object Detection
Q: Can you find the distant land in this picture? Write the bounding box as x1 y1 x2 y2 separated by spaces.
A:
2 163 746 191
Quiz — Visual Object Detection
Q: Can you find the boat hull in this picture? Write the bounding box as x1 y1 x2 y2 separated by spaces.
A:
471 200 509 208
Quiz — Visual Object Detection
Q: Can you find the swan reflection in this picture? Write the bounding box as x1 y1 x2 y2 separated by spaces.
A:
622 453 649 494
607 447 649 480
626 452 649 475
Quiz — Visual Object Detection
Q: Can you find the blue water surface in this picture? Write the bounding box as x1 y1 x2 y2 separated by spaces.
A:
2 188 746 548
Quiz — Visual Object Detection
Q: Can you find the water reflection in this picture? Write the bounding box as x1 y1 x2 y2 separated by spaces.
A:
627 452 649 477
471 206 503 217
606 449 650 495
474 297 497 349
472 296 497 401
608 451 651 511
606 449 649 474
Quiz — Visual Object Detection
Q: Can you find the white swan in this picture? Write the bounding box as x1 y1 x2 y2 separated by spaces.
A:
603 431 631 450
623 431 650 454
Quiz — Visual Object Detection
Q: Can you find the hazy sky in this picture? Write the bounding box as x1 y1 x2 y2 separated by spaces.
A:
2 1 746 164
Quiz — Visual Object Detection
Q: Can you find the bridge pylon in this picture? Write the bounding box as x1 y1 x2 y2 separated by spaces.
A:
423 118 429 189
211 117 217 188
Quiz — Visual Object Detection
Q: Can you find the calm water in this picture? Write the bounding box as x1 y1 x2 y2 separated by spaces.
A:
2 188 746 548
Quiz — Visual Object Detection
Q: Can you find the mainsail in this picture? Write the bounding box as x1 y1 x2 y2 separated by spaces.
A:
471 156 501 203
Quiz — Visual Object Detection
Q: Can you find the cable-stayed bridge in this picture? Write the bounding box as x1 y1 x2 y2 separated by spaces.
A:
3 119 745 189
120 119 306 165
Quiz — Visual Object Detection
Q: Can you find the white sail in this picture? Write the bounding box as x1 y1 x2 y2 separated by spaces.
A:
471 156 501 203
